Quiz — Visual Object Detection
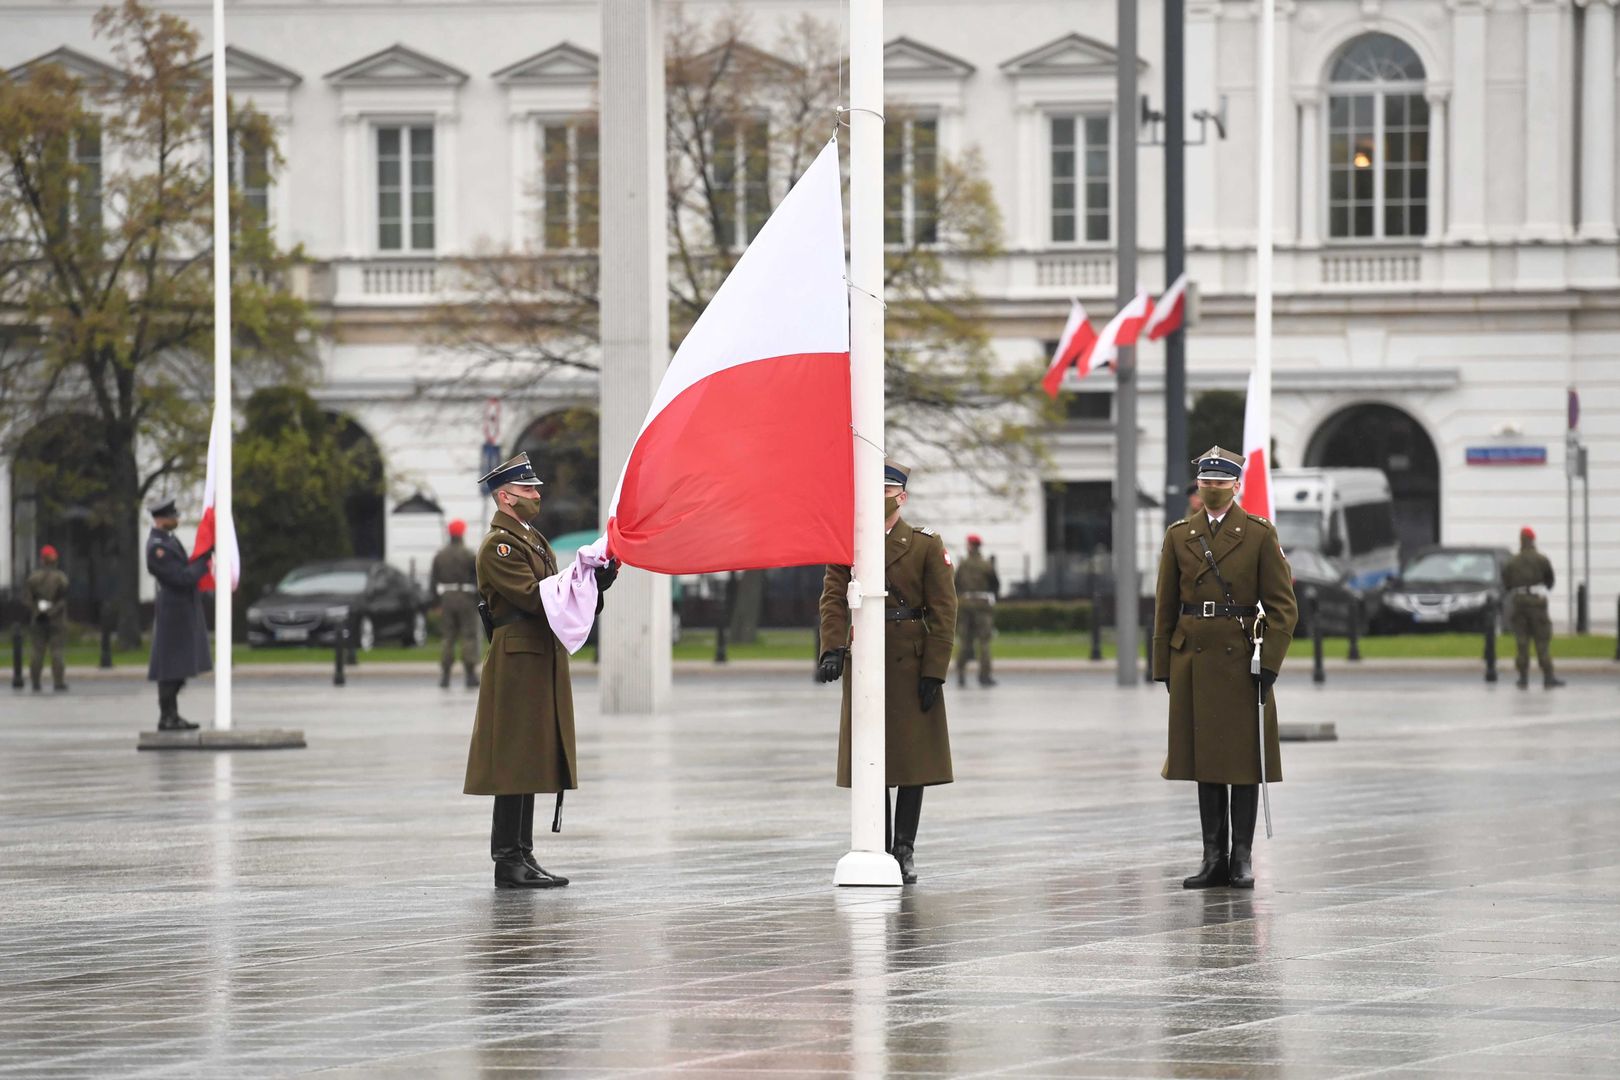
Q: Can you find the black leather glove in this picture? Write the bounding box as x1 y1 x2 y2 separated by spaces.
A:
1256 667 1278 705
593 560 619 593
918 676 944 712
816 649 846 683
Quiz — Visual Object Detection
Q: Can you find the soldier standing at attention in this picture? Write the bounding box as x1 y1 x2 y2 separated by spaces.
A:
1502 526 1563 690
146 499 213 732
23 545 69 692
431 518 481 689
1152 448 1297 890
464 452 617 889
953 534 999 688
818 459 957 884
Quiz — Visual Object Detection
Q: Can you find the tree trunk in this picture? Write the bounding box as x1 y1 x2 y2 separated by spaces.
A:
726 569 766 645
109 440 144 650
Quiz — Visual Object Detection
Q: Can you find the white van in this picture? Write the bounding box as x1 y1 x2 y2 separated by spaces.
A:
1269 468 1400 595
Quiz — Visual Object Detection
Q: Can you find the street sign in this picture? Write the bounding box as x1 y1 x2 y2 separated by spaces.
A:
1465 446 1546 466
1568 388 1580 431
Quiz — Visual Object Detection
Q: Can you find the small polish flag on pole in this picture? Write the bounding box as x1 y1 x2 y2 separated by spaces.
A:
1144 272 1189 342
1041 299 1098 398
606 140 852 574
1089 288 1155 372
192 402 240 594
1241 367 1273 522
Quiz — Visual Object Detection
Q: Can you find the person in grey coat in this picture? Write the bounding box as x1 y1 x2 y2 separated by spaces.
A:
146 499 213 731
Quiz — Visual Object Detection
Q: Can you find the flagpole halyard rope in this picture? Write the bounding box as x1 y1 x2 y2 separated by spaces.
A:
835 105 886 126
843 275 886 309
849 426 885 457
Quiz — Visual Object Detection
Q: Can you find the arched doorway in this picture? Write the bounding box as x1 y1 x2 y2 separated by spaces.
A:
326 414 386 558
1306 403 1439 554
511 407 599 537
8 414 118 622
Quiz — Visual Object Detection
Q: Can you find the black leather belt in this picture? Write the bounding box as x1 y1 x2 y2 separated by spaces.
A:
491 610 544 629
1182 602 1257 618
886 607 924 621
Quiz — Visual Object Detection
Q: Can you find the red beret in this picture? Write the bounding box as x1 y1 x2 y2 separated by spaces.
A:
966 534 983 545
447 519 467 538
40 545 58 561
1520 526 1535 540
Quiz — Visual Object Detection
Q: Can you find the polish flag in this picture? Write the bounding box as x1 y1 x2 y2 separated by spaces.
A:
1041 299 1098 397
1241 367 1273 522
191 404 240 592
1144 273 1189 341
1087 288 1156 372
605 140 852 575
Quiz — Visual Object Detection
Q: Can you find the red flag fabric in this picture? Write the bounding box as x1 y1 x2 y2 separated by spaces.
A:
1085 289 1155 372
605 140 851 575
1041 299 1098 398
1241 367 1273 522
191 406 240 592
1145 273 1188 341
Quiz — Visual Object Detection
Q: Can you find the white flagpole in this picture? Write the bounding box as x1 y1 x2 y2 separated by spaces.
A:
835 0 899 887
1255 0 1274 435
211 0 233 731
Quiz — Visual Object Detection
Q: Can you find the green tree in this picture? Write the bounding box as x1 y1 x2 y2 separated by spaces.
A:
233 389 381 628
1187 390 1246 468
0 0 313 644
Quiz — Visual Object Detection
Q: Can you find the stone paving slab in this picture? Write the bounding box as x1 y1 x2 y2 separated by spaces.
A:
1 667 1618 1078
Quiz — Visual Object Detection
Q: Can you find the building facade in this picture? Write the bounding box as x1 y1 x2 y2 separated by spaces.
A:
4 0 1617 625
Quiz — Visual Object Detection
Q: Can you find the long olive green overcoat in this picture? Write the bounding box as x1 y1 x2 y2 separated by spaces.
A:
821 519 958 788
1152 503 1298 785
463 513 578 796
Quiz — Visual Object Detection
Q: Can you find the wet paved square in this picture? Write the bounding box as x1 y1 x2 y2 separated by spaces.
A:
2 667 1618 1077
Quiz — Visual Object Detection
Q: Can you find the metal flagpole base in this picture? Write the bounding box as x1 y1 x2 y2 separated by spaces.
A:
834 849 902 887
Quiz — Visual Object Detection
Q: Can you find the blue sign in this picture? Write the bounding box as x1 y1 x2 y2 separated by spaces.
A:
1466 446 1547 466
480 441 502 476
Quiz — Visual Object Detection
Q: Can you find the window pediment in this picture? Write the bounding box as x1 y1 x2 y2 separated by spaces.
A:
492 43 599 87
1000 33 1147 79
7 47 125 87
189 46 302 89
885 37 975 80
325 44 468 88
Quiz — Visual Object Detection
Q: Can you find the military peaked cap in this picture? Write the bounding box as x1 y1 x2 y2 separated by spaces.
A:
1193 446 1244 481
478 452 545 495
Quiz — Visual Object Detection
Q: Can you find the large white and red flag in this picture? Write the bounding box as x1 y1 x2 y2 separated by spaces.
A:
1040 299 1098 397
1089 288 1156 371
1241 367 1273 521
606 139 852 574
1144 272 1189 341
191 404 240 592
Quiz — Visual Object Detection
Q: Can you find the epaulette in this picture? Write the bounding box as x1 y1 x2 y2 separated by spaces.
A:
916 526 937 537
1248 515 1273 528
1169 518 1188 528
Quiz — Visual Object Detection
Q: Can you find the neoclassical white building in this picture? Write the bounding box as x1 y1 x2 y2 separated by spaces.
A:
4 0 1617 626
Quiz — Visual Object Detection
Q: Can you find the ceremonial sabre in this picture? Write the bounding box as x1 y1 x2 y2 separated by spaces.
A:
1250 617 1274 839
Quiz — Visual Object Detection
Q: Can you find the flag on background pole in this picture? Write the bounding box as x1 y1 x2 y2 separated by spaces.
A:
1041 299 1098 397
1144 273 1188 341
192 405 240 592
1089 289 1156 372
606 139 852 575
1241 367 1273 522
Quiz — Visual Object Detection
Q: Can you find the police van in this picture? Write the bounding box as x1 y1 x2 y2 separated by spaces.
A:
1270 468 1400 597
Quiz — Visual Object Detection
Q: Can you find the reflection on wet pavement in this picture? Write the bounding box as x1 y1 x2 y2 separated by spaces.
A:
2 670 1618 1077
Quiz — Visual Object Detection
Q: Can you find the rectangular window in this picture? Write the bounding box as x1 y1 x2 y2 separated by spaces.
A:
1328 92 1426 240
75 121 102 233
376 124 434 252
229 136 271 226
539 119 600 250
711 116 770 250
884 116 939 248
1051 115 1109 244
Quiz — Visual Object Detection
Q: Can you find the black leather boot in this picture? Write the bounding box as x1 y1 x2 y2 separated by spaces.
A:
156 682 198 731
1183 783 1230 888
464 665 480 689
892 786 923 884
1228 784 1259 889
439 666 451 689
1544 673 1566 689
518 794 568 885
492 795 561 888
1515 669 1529 690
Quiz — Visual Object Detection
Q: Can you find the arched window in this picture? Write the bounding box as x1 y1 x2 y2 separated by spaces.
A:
1326 33 1427 240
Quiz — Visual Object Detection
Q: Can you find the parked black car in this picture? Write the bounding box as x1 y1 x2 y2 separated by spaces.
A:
1378 546 1510 633
1288 547 1373 637
246 559 427 650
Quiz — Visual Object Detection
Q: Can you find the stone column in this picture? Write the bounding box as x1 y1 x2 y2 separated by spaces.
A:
509 114 532 249
341 114 363 256
1578 0 1618 239
1522 0 1572 241
1294 88 1320 246
598 0 673 714
1447 0 1489 242
1424 87 1449 244
436 114 458 254
1014 105 1040 249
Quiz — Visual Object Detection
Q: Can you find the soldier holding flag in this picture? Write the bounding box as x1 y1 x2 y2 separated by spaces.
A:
1152 447 1296 890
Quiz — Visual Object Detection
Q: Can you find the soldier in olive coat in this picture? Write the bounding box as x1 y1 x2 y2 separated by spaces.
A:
431 518 481 689
818 459 957 884
23 545 69 692
146 499 213 731
1502 526 1563 689
953 534 999 687
464 452 616 889
1153 448 1297 890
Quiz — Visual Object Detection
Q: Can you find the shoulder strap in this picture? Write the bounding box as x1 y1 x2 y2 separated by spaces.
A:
1195 534 1236 606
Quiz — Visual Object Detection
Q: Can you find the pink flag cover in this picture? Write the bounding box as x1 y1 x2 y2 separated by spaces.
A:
540 536 612 655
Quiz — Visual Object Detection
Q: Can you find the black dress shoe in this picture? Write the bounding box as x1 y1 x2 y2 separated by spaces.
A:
157 716 199 732
494 857 565 889
1515 673 1529 689
893 842 918 884
1544 676 1566 689
1183 848 1230 889
978 676 998 687
439 669 451 688
1228 845 1255 889
54 684 68 692
465 670 480 689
